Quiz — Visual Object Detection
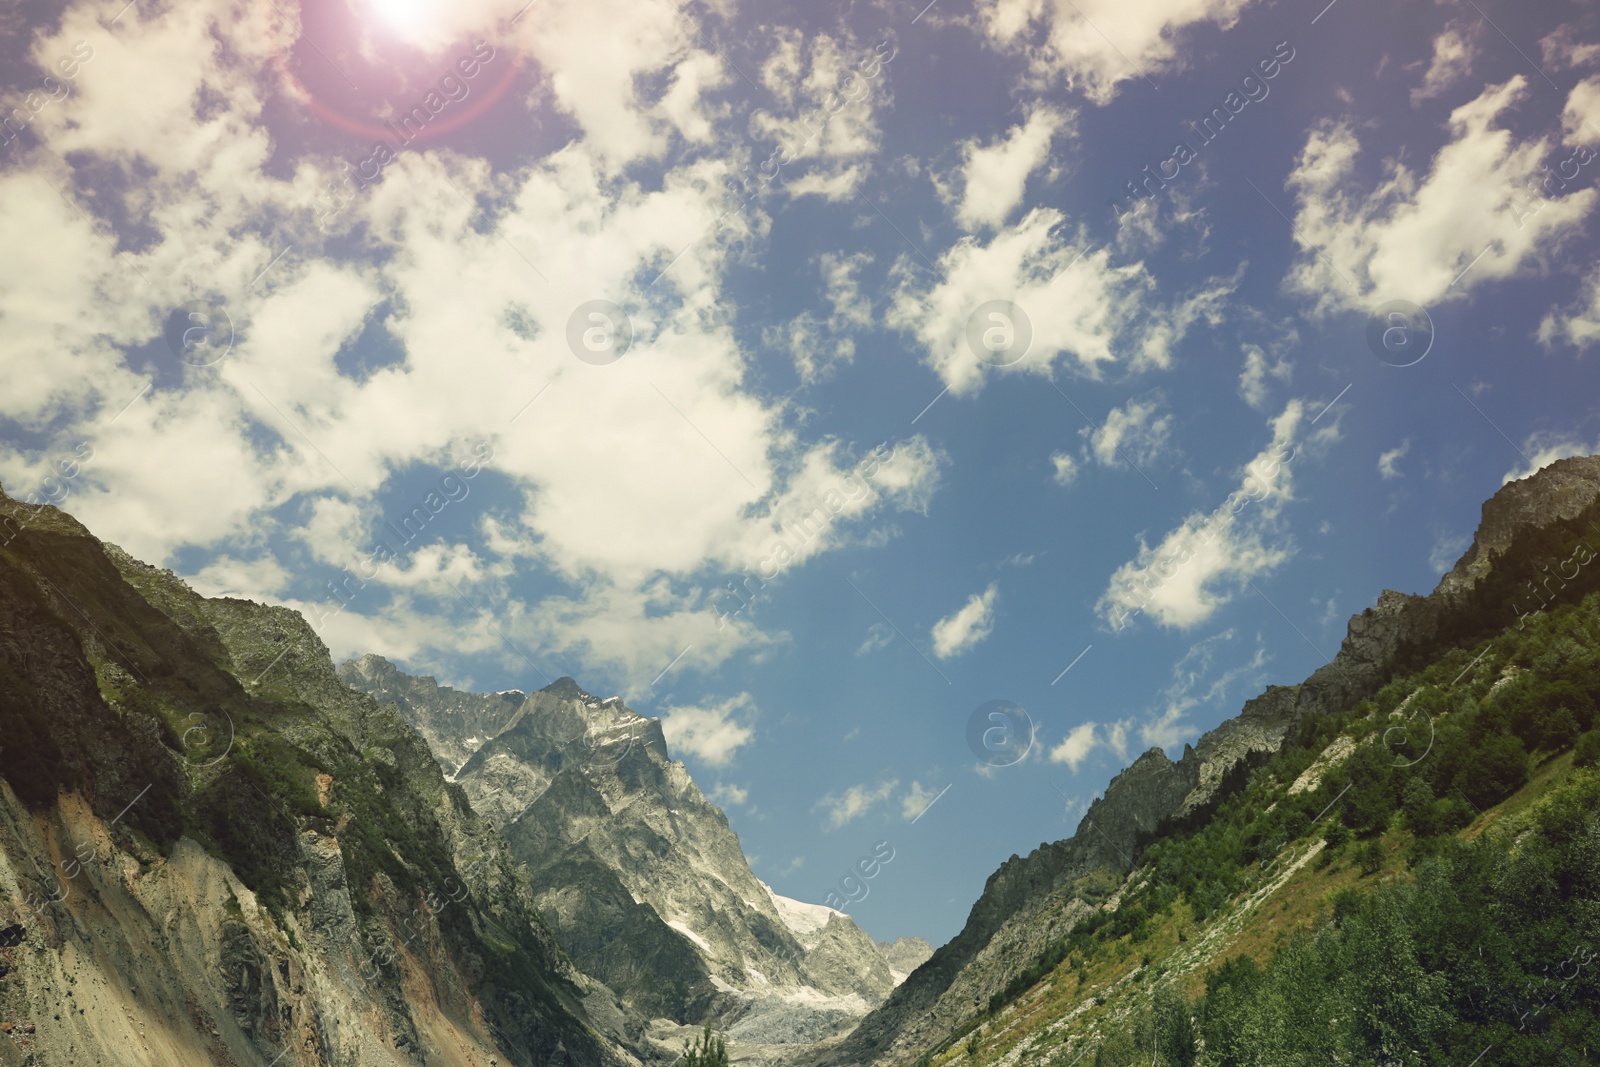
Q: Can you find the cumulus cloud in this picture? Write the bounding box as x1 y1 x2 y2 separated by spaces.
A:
931 582 999 659
1085 397 1173 468
661 693 757 766
0 0 952 697
1412 21 1481 104
709 782 750 807
1237 345 1293 411
512 0 729 168
901 780 946 820
972 0 1257 105
1541 27 1600 72
1049 721 1100 771
768 252 875 384
1051 451 1079 486
1049 719 1130 771
815 778 898 830
1285 78 1597 316
1378 439 1411 480
185 553 292 599
1097 397 1339 630
948 106 1069 230
1540 267 1600 350
1500 430 1600 485
750 30 895 202
887 207 1237 395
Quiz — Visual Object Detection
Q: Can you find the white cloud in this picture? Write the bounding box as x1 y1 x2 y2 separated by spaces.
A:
1138 629 1267 752
1097 397 1338 629
1106 721 1130 759
1050 451 1079 486
1377 439 1411 480
856 621 896 656
1085 397 1172 467
949 106 1068 231
750 32 894 202
768 314 856 388
1237 345 1292 411
1541 27 1600 72
1561 75 1600 148
1540 266 1600 350
887 207 1237 395
769 252 874 384
0 0 954 698
661 693 757 766
709 782 750 807
930 582 999 659
1049 721 1100 771
512 0 727 168
901 781 942 820
973 0 1257 105
1500 430 1600 485
815 778 898 830
185 553 291 599
1412 21 1480 105
1429 532 1472 574
821 251 875 329
1285 78 1598 316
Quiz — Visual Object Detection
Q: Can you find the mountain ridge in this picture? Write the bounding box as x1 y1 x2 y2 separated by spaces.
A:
338 656 930 1050
814 454 1600 1066
0 487 654 1067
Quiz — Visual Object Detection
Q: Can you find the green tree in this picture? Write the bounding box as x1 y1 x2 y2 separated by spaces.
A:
1455 732 1529 808
1400 778 1445 838
1540 705 1581 750
1575 730 1600 768
681 1025 727 1067
1152 986 1197 1067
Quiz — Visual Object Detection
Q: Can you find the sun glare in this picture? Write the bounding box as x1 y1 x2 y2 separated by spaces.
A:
370 0 429 29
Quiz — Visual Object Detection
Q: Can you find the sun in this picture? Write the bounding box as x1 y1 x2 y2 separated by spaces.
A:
369 0 431 29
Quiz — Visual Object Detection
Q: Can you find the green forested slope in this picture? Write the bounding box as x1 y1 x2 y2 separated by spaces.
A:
934 584 1600 1067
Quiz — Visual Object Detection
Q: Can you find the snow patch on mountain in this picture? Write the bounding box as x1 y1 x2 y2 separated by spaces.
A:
764 882 845 940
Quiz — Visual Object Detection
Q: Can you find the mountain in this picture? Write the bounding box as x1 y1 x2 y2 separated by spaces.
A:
333 654 525 776
339 656 909 1044
816 455 1600 1067
0 489 650 1067
877 939 935 985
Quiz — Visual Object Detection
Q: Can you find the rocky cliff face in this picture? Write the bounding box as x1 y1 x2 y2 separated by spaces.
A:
338 654 525 776
0 490 649 1067
1435 454 1600 599
876 939 934 985
338 659 898 1041
817 454 1600 1067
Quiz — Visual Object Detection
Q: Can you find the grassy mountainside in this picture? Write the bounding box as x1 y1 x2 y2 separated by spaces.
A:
0 490 646 1067
902 505 1600 1067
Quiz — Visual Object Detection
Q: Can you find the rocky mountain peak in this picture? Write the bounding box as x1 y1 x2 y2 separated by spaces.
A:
340 662 900 1040
540 675 599 701
1434 454 1600 598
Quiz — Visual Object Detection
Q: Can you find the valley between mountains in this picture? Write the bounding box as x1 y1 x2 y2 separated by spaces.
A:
0 456 1598 1067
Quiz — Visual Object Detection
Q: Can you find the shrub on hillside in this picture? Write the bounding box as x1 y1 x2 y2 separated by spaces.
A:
1576 730 1600 769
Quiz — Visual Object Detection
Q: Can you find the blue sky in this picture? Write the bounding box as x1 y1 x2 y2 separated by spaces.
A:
2 0 1599 945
